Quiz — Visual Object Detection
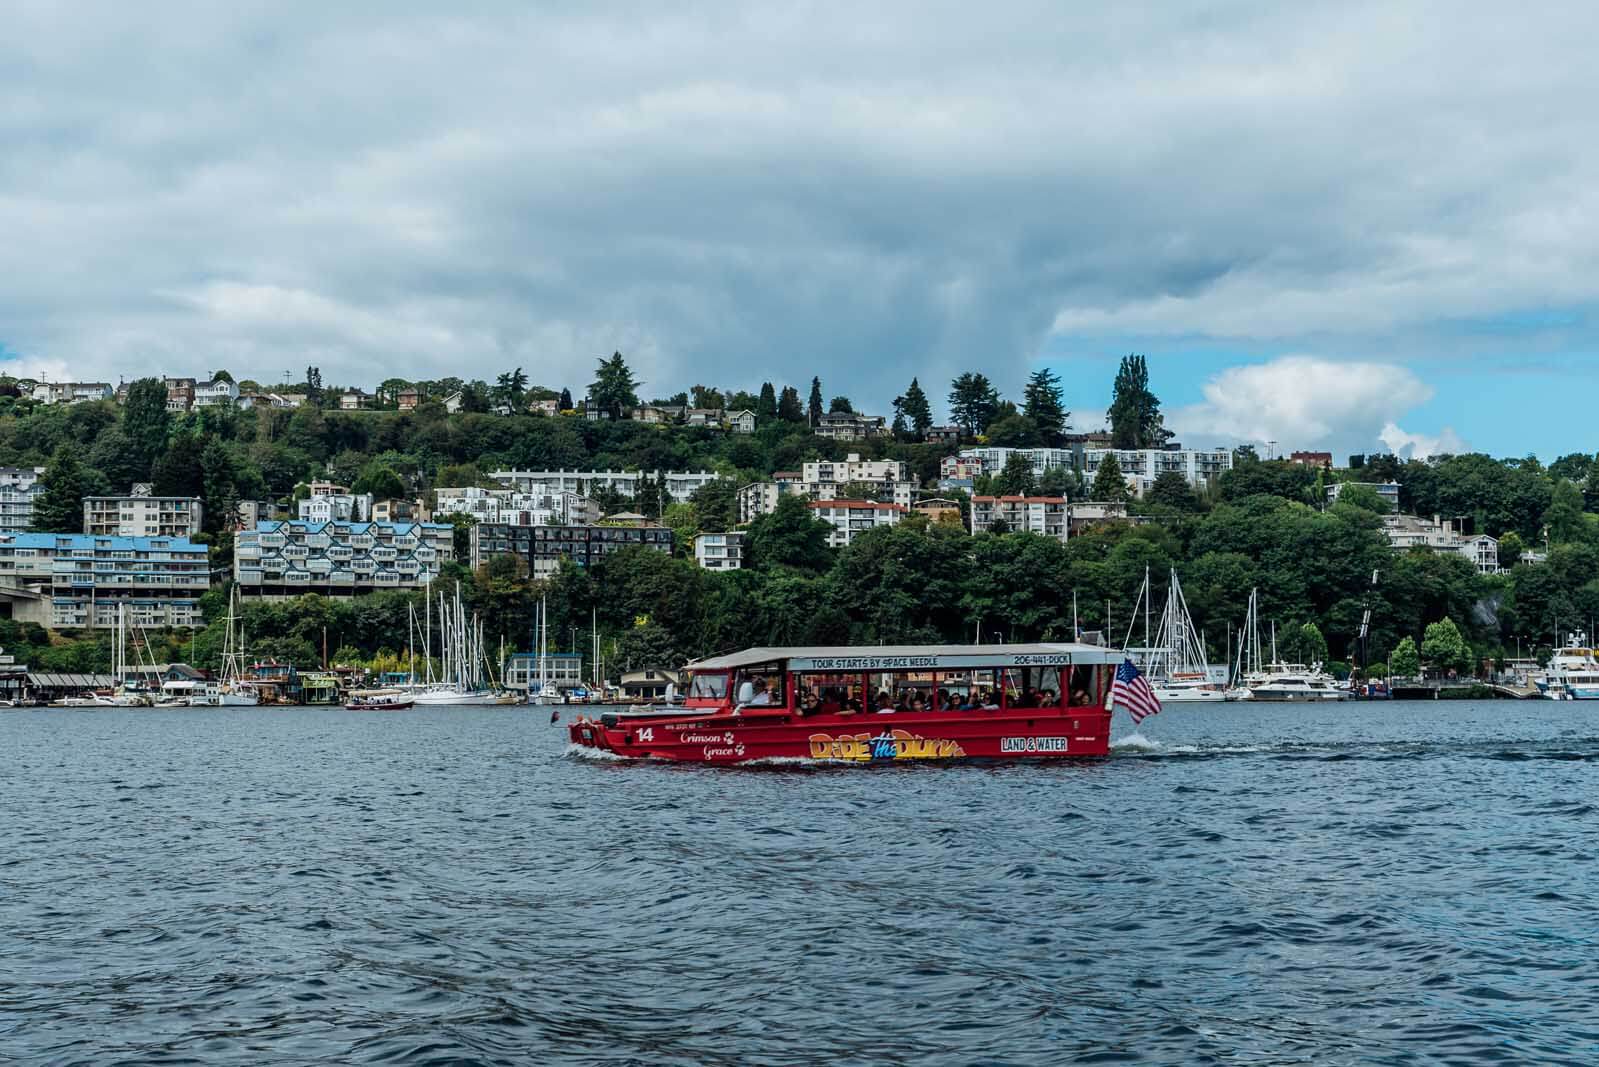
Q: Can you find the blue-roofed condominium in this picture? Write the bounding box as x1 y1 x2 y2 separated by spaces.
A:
0 532 210 629
233 520 454 597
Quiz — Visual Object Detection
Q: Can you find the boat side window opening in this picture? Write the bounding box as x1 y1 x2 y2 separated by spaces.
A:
797 673 863 715
998 667 1063 708
1067 666 1097 706
688 671 729 700
733 665 786 707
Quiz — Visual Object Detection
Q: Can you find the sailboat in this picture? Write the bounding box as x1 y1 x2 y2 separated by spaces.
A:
525 596 560 705
412 583 500 705
54 605 152 707
1122 567 1225 703
188 587 260 706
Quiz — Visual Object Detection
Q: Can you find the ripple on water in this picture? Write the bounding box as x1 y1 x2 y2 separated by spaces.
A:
2 700 1598 1064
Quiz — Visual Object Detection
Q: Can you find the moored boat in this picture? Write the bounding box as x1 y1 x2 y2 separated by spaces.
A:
1542 633 1599 699
568 643 1122 763
345 689 414 710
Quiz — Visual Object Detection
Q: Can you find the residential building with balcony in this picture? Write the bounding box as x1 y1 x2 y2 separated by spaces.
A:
0 467 46 531
1327 481 1401 510
694 531 745 570
194 378 239 407
298 492 373 523
469 522 674 577
1078 447 1235 495
30 382 112 405
807 500 905 547
814 412 889 441
433 486 587 526
488 469 721 506
83 486 203 538
339 389 375 410
912 498 963 525
0 532 209 629
801 454 916 506
969 496 1069 541
234 520 454 597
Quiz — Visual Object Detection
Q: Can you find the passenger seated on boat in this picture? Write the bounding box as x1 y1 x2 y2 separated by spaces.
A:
908 694 928 713
1038 688 1058 707
747 679 774 706
875 690 895 713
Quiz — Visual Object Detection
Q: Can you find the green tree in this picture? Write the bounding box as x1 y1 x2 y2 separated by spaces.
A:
1390 636 1420 678
199 437 239 535
1421 616 1473 676
33 444 88 533
121 377 172 476
993 451 1038 496
1498 530 1526 567
1543 479 1586 544
1292 621 1329 665
1022 368 1068 445
151 435 206 496
948 372 1000 435
777 385 805 422
589 352 640 418
757 382 778 420
1146 470 1196 511
1107 354 1170 449
902 377 933 437
1090 454 1130 502
352 464 406 500
746 494 832 572
807 377 824 425
1333 482 1391 514
828 395 853 414
558 387 574 411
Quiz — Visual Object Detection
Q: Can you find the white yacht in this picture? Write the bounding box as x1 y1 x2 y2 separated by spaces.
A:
1542 633 1599 700
1231 589 1347 702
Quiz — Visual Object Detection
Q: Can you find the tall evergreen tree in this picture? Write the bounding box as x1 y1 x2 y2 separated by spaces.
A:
558 387 574 411
777 386 805 422
1090 453 1130 502
589 352 640 418
757 382 778 420
948 372 1000 435
994 451 1038 496
901 377 933 437
1022 368 1069 445
807 377 824 425
1107 354 1170 449
891 396 908 439
33 444 87 533
121 377 172 477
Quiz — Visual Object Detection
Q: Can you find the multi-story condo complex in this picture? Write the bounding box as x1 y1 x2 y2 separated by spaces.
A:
801 454 915 507
298 493 373 523
694 531 745 570
0 467 46 531
0 532 209 629
83 485 203 538
433 487 590 526
470 522 673 577
1078 447 1234 495
969 496 1069 542
30 382 112 405
489 469 721 507
945 448 1076 479
738 481 790 524
234 520 453 596
807 500 905 547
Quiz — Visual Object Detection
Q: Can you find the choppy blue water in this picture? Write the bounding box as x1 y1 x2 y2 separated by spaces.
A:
3 701 1597 1065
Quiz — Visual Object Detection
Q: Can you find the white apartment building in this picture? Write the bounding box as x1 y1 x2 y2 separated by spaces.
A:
489 469 722 506
299 493 373 523
1079 447 1234 495
801 454 916 507
83 485 203 538
694 531 746 570
0 467 46 531
808 500 905 547
234 519 453 596
969 496 1069 541
1382 514 1503 574
433 486 588 526
738 482 785 524
1327 481 1402 510
949 448 1076 478
30 382 112 405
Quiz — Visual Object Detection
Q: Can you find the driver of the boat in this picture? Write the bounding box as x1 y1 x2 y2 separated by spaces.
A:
747 678 773 705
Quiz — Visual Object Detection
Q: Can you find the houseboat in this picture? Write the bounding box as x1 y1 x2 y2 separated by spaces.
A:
567 643 1122 763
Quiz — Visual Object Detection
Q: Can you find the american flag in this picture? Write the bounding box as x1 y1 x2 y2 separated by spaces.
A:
1108 658 1161 724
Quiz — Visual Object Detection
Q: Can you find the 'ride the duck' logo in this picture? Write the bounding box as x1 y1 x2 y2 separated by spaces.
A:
808 730 965 761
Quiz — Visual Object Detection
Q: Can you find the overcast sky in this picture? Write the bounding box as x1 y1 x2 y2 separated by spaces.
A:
4 3 1597 459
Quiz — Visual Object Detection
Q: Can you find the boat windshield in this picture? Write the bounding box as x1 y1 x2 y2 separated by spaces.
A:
687 672 728 700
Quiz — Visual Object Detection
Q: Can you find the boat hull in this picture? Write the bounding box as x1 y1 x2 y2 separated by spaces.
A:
568 707 1112 763
345 699 414 711
1247 689 1348 702
411 690 502 705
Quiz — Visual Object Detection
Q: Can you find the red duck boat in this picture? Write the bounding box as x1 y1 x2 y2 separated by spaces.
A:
568 644 1121 763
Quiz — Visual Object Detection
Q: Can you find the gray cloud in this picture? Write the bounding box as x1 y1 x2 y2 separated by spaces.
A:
4 3 1598 414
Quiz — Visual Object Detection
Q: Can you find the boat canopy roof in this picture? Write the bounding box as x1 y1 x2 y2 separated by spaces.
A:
686 643 1123 672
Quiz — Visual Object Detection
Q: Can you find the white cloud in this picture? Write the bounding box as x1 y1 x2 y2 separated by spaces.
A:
1378 422 1468 461
1167 355 1464 457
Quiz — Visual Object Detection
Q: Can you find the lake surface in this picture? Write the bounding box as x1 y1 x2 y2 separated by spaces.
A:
3 701 1597 1065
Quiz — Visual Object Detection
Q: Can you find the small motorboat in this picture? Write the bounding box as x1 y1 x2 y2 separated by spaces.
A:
344 689 414 711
